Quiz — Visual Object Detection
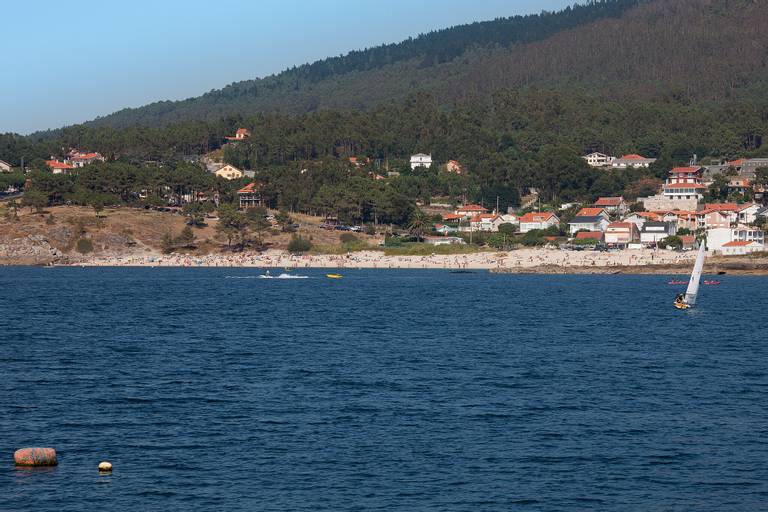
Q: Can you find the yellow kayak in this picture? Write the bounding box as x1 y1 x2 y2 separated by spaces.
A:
326 274 343 279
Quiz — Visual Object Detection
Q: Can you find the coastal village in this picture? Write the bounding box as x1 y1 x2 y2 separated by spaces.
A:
1 127 768 267
428 156 766 256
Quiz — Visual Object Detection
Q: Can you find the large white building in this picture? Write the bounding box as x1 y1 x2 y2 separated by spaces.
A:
582 152 615 168
663 166 706 201
410 153 432 170
518 212 559 233
612 154 657 169
707 226 765 253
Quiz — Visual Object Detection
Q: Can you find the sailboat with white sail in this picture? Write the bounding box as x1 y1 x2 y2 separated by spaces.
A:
674 242 706 310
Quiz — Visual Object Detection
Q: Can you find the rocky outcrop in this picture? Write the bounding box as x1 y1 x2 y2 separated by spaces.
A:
0 235 65 265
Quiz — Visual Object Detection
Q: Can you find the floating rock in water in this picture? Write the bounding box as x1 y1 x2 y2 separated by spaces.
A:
14 447 58 466
98 461 112 472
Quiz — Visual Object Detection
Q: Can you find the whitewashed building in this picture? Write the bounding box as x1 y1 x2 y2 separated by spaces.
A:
612 154 657 169
518 212 559 233
582 152 615 168
707 226 765 252
410 153 433 170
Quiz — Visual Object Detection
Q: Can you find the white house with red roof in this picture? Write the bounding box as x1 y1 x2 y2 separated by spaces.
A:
226 128 251 141
611 154 656 169
441 213 465 223
593 197 627 215
444 160 463 174
641 166 705 211
604 222 640 247
721 240 764 255
582 152 615 168
663 166 706 201
67 150 105 168
707 225 765 253
623 211 660 229
518 212 559 233
454 204 488 217
237 182 263 209
46 160 75 174
468 214 503 232
576 207 610 220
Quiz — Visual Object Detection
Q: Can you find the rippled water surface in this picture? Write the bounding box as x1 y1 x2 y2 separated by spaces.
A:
1 267 766 511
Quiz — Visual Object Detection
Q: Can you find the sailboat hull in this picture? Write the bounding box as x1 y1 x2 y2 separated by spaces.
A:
674 302 691 310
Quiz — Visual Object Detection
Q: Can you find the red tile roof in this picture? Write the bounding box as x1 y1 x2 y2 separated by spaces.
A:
457 204 488 212
236 128 250 135
723 241 755 247
442 213 464 221
607 222 633 229
670 166 702 173
594 197 624 206
575 231 603 240
620 154 647 160
237 182 261 194
470 214 498 222
704 203 739 211
576 207 606 217
726 159 745 167
519 212 556 222
70 152 101 160
680 235 696 245
699 209 731 216
45 160 74 169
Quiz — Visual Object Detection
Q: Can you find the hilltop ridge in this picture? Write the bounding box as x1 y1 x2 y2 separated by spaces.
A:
71 0 768 132
80 0 639 130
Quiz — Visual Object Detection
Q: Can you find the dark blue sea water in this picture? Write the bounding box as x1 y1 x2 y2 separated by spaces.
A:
1 267 766 511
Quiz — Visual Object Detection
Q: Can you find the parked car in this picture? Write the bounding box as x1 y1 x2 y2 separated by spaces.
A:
350 226 363 232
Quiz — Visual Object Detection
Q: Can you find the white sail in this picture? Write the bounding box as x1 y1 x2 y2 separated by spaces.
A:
684 242 706 305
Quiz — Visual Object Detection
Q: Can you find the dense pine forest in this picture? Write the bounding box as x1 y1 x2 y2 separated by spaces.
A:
62 0 768 130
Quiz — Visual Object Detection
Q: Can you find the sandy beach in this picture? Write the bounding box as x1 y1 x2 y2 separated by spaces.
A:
73 247 698 271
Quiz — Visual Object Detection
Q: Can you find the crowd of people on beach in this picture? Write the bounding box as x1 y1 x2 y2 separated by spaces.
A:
78 247 695 270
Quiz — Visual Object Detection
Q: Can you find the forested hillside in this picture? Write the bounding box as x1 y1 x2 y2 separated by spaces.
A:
75 0 768 130
80 0 639 129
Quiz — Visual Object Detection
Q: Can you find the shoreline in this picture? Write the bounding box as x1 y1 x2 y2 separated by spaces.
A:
4 247 766 274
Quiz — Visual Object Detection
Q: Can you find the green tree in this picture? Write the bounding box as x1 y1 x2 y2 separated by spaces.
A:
21 189 48 213
659 235 683 250
246 206 271 247
287 235 312 253
408 208 429 242
183 202 213 227
5 199 19 220
216 204 249 249
177 225 195 247
275 210 294 232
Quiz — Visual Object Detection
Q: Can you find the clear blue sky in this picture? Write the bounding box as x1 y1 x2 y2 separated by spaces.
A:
0 0 572 134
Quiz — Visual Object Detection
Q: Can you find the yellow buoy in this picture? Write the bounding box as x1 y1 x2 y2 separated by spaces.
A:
98 461 113 472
